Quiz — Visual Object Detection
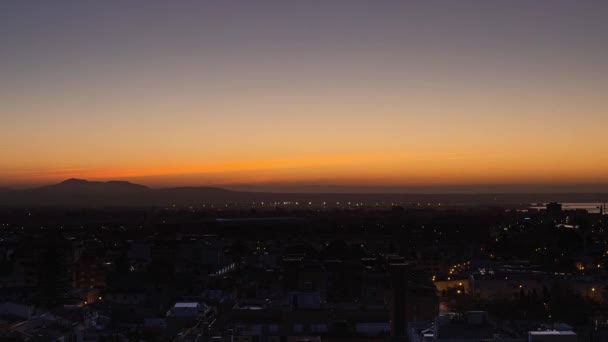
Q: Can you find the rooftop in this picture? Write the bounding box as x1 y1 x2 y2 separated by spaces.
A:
529 331 576 336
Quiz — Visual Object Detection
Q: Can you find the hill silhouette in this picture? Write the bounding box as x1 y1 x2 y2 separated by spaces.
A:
44 178 150 191
0 179 607 207
0 179 241 207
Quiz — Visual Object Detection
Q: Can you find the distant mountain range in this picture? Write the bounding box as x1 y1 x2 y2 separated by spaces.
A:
0 179 239 207
0 179 607 207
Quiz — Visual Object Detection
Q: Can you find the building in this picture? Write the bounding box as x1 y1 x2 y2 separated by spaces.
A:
389 263 439 337
528 331 577 342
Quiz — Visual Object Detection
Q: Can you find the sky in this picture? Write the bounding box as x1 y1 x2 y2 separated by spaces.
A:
1 1 608 191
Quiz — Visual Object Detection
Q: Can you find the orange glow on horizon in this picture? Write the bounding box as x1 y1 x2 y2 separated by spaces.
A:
4 149 608 188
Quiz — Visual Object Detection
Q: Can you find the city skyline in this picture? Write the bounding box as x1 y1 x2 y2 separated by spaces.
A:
2 1 608 190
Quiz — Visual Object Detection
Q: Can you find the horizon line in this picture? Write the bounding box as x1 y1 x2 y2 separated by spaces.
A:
3 178 608 195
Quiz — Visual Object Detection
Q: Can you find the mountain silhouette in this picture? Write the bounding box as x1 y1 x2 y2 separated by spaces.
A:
0 179 607 207
46 178 149 191
0 179 242 207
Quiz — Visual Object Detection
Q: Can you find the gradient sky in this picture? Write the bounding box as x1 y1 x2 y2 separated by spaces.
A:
1 1 608 191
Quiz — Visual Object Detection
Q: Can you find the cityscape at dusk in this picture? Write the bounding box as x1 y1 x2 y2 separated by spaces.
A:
1 2 608 342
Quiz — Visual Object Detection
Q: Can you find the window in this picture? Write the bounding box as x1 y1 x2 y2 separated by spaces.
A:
311 324 328 333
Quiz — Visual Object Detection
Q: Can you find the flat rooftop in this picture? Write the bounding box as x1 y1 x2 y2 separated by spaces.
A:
529 331 576 335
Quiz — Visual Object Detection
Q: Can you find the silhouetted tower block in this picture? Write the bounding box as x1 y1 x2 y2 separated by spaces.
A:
546 202 562 216
390 263 439 338
283 257 303 292
150 240 177 280
390 263 409 337
24 231 73 307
